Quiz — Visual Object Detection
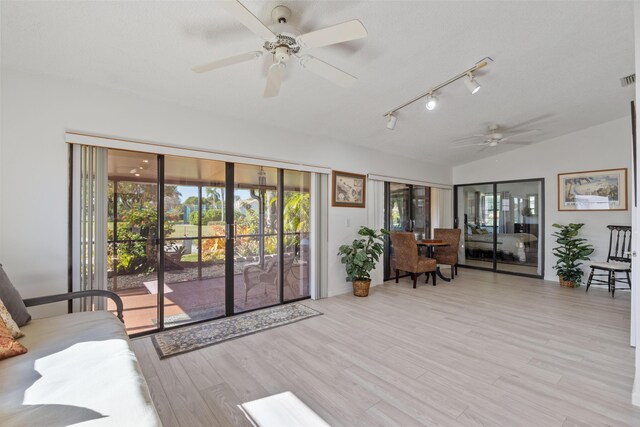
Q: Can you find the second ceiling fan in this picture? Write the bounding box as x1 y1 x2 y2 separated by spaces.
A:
192 0 368 97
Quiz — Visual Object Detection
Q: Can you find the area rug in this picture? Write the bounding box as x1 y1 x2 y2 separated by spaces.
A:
151 303 322 359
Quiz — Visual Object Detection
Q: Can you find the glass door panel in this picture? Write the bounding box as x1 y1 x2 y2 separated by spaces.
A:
496 181 542 276
107 149 159 334
283 170 311 301
162 156 227 327
412 185 429 240
234 164 279 312
458 184 495 269
387 183 411 279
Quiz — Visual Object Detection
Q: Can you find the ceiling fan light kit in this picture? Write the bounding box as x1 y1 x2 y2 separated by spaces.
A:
383 57 493 129
425 93 438 111
192 1 368 98
386 114 398 130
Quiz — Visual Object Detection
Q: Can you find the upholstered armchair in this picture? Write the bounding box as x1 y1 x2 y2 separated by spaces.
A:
389 232 437 288
433 228 462 280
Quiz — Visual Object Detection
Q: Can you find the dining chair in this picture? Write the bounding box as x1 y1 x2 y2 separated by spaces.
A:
389 232 437 288
586 225 631 298
433 228 462 280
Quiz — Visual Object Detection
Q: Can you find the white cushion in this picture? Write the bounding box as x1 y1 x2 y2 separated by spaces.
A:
239 391 330 427
590 261 631 271
0 311 161 426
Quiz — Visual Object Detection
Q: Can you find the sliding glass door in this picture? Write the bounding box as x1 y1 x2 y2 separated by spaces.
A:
105 149 311 335
384 182 431 281
455 179 544 277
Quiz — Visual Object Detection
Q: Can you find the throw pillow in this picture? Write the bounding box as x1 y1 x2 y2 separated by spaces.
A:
0 298 23 338
0 264 31 327
0 315 27 360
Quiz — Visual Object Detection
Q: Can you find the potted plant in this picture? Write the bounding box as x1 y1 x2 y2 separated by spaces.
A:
338 226 389 297
551 223 594 288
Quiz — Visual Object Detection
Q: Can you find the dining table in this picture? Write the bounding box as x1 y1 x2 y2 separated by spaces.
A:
417 239 451 282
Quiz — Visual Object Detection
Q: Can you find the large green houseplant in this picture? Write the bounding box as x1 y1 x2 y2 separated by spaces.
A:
338 226 389 297
551 223 594 288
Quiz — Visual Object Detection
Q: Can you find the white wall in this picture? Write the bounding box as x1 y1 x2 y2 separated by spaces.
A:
453 116 633 282
0 68 452 316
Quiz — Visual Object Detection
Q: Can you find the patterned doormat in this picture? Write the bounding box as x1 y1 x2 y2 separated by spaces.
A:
151 303 322 359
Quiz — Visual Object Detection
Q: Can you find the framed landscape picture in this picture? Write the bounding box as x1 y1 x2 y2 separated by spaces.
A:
558 168 627 211
332 171 366 208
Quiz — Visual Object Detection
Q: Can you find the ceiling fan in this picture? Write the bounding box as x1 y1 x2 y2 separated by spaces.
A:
192 0 368 97
449 124 540 150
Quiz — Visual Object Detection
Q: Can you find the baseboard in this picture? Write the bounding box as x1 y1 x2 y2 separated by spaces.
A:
328 285 352 298
327 282 382 298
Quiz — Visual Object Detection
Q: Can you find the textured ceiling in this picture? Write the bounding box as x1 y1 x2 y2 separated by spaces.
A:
1 1 635 166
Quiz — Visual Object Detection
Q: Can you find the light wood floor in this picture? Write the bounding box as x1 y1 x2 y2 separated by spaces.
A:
131 269 640 426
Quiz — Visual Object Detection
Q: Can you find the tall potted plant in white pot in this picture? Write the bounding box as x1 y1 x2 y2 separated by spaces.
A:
338 226 389 297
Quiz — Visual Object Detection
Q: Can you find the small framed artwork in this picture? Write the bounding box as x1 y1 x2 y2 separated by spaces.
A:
558 168 628 211
332 170 366 208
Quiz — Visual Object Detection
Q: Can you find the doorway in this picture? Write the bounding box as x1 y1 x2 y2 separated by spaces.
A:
105 149 312 335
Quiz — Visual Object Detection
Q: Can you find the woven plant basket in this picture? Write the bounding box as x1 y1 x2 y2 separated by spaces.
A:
352 279 371 297
559 277 576 288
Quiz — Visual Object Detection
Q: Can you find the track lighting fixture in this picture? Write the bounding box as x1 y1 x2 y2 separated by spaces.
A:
386 114 397 130
464 73 481 94
383 57 493 129
425 93 438 110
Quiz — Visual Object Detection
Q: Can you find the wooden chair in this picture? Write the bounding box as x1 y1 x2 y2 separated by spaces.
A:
586 225 631 298
389 232 437 288
433 228 462 280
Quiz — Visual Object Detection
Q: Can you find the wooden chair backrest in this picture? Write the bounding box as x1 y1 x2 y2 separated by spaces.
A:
606 225 632 263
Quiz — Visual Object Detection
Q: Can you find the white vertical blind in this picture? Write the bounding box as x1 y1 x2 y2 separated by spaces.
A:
431 188 453 230
310 173 329 299
72 145 108 311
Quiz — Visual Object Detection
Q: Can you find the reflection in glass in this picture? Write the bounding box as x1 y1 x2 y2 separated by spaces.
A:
496 181 542 275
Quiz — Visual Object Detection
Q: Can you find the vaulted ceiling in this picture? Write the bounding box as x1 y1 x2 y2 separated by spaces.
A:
1 1 635 165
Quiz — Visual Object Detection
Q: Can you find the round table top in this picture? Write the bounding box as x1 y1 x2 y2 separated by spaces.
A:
417 240 449 247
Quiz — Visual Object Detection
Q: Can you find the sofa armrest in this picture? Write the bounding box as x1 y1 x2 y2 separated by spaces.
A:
23 290 124 323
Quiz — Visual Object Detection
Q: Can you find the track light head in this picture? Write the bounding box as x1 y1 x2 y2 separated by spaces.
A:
386 114 397 130
425 93 438 111
464 73 481 94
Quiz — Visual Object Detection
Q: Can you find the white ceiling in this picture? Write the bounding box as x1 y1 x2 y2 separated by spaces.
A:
1 1 635 166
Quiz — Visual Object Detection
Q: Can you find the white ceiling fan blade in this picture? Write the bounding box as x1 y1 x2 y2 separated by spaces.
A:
192 51 262 73
504 141 533 145
220 0 276 41
264 63 285 98
448 143 484 149
299 55 356 88
501 129 539 138
296 20 367 49
450 134 488 144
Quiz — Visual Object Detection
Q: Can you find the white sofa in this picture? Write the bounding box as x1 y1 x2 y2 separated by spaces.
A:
0 293 161 426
